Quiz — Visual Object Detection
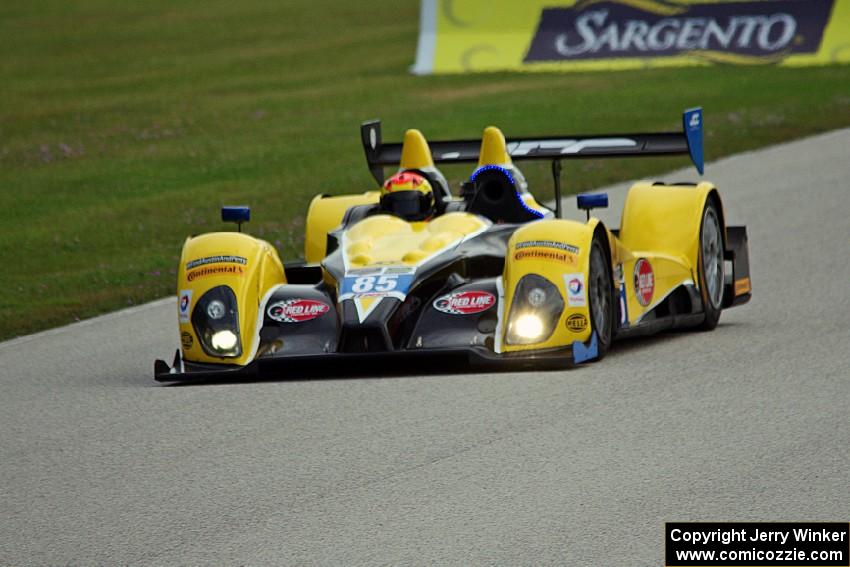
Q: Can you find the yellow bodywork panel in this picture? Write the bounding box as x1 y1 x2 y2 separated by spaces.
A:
619 252 693 323
616 181 721 322
478 126 512 167
399 129 435 170
177 231 285 366
342 212 489 269
619 181 720 272
304 191 380 263
501 218 600 352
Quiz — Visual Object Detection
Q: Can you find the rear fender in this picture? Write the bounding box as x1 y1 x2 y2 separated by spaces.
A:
499 219 607 352
177 232 285 366
619 181 722 275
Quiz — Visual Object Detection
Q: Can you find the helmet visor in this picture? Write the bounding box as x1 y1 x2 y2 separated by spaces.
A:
381 190 432 220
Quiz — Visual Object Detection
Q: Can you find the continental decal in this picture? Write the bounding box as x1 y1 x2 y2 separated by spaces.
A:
566 313 588 332
185 255 247 270
525 0 835 63
514 247 578 265
412 0 850 74
186 264 245 282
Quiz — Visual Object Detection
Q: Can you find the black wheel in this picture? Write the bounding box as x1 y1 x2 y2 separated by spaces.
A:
696 196 725 330
588 234 615 359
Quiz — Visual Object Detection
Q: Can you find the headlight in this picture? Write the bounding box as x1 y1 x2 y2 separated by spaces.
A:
192 285 242 357
211 329 238 351
207 300 227 320
506 274 564 345
512 314 544 340
527 287 547 307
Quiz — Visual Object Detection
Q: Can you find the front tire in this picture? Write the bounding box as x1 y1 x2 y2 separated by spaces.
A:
588 234 615 358
697 197 725 330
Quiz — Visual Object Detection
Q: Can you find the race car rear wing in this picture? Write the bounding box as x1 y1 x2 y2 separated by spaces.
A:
361 108 704 218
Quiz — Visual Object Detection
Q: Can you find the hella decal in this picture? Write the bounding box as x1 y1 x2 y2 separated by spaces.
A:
634 258 655 307
267 299 330 323
433 291 496 315
566 313 588 333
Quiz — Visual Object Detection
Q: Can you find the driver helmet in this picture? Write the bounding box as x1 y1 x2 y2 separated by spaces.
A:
380 171 435 221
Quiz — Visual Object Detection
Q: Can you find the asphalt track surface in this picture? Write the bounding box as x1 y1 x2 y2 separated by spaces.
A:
2 130 849 565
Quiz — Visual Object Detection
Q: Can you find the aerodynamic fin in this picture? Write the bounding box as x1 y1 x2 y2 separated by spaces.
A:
399 129 435 171
478 126 512 167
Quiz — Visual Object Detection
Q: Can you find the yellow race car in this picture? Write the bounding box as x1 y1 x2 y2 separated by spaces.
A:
155 108 751 382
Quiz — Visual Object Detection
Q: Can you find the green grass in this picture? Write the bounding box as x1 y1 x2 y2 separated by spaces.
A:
2 0 849 339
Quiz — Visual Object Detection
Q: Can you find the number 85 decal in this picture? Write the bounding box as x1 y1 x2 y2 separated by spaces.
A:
352 275 397 293
339 272 414 299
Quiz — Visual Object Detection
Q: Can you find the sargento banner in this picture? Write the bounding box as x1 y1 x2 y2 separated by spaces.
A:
412 0 850 74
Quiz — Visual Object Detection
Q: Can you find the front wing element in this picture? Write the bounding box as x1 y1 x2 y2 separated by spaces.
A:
154 344 583 383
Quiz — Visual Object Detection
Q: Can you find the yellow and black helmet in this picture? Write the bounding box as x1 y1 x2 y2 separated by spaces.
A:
380 171 435 221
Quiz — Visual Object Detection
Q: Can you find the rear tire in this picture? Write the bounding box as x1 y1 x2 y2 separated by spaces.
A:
588 234 615 359
697 197 725 330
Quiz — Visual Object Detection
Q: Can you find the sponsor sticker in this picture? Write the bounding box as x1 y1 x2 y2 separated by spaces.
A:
185 255 247 271
186 264 245 282
178 289 192 323
181 331 193 349
433 290 495 315
634 258 655 307
267 299 330 323
564 273 586 307
566 313 588 333
514 247 578 265
689 112 700 130
515 240 579 254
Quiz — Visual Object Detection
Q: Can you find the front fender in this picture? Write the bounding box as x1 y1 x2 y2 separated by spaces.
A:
177 232 285 366
500 219 606 352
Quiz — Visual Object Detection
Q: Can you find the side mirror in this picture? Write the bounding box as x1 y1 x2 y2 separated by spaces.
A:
576 193 608 221
221 206 250 232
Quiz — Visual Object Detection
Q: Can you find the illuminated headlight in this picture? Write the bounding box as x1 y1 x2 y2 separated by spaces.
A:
192 285 242 358
506 274 564 345
211 330 238 351
513 314 544 340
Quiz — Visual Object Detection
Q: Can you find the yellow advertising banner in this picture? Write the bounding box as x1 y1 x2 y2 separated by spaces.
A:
412 0 850 74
